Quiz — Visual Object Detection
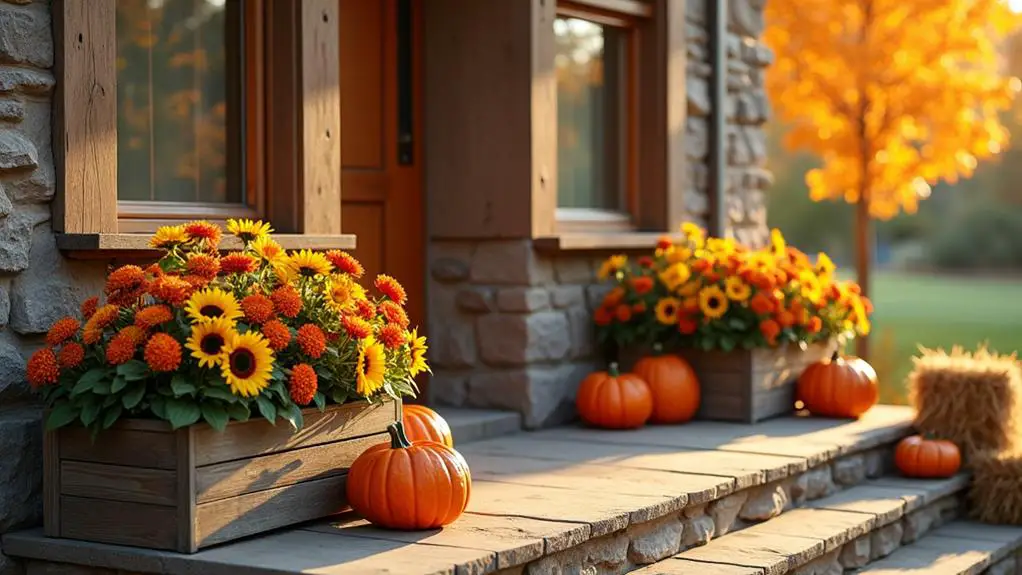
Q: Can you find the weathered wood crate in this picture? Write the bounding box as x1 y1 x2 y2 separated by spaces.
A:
622 342 834 423
44 399 400 553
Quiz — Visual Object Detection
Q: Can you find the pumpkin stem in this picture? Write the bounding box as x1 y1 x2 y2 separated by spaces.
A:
830 350 840 362
652 342 664 356
608 362 621 377
386 421 413 449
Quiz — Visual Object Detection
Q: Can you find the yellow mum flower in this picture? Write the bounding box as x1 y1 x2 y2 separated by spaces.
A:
325 274 366 313
597 255 628 280
770 228 787 258
250 235 285 263
659 262 691 291
666 247 692 264
724 277 751 302
654 297 682 325
698 285 729 319
798 270 823 303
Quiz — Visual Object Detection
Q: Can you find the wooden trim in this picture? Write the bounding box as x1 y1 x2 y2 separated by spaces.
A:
535 231 682 252
52 0 118 234
531 0 559 237
55 232 356 260
559 0 652 19
175 427 197 553
556 208 634 233
43 426 61 538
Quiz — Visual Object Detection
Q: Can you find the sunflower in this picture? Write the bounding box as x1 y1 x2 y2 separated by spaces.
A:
798 270 823 304
356 336 387 396
149 225 190 248
220 330 275 397
724 277 752 302
185 317 236 368
184 288 244 324
285 249 333 278
325 275 365 312
250 235 285 263
407 328 429 377
597 255 628 280
226 218 274 242
698 285 729 319
654 297 681 325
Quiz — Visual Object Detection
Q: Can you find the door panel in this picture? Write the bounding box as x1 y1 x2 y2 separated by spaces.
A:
338 0 383 169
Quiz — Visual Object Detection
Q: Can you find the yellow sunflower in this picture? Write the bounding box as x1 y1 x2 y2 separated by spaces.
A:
356 336 387 396
597 255 628 280
407 328 429 377
798 270 823 304
698 285 729 319
325 274 366 312
220 330 275 397
185 317 236 368
654 297 681 325
250 235 285 264
226 218 274 242
149 225 189 248
184 288 244 324
724 277 751 302
286 249 333 278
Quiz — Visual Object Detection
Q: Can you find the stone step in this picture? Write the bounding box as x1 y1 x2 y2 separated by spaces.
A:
641 474 970 575
856 521 1022 575
433 406 522 444
2 406 916 575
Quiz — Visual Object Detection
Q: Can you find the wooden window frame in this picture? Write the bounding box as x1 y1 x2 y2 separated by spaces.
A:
53 0 352 256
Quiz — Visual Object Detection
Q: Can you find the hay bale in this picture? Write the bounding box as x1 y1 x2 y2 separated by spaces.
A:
908 345 1022 458
970 450 1022 525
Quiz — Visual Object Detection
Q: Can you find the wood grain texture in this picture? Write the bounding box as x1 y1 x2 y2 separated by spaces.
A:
52 0 118 234
176 427 198 553
58 427 177 470
56 233 357 256
59 461 176 506
195 431 386 504
42 430 60 538
58 496 178 551
194 473 350 548
299 0 342 235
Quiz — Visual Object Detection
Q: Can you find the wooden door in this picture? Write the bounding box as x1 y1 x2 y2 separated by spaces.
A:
339 0 425 362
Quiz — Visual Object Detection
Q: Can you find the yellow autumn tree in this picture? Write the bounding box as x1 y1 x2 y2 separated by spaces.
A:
765 0 1021 357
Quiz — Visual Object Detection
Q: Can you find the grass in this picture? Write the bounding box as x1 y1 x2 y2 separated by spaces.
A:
866 271 1022 404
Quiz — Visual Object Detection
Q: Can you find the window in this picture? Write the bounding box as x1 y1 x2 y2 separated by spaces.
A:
115 0 263 231
554 1 646 233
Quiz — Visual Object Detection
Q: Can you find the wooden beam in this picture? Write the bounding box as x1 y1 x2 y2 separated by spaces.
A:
299 0 343 235
53 0 118 234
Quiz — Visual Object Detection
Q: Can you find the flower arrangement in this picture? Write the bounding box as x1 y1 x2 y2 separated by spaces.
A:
594 224 872 352
29 219 428 435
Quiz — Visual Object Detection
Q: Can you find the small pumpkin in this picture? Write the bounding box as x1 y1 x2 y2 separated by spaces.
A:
895 434 962 478
797 350 879 419
347 422 471 530
633 345 700 424
576 362 653 429
403 404 454 447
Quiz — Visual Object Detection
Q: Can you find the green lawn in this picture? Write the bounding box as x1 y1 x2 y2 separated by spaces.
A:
865 271 1022 404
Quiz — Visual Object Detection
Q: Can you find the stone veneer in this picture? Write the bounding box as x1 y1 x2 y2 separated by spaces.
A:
0 1 107 573
426 0 774 428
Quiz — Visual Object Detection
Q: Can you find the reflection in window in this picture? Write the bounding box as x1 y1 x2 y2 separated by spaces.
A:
555 17 625 211
116 0 243 204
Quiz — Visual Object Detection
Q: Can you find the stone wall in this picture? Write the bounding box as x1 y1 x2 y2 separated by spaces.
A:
426 0 774 428
0 1 107 573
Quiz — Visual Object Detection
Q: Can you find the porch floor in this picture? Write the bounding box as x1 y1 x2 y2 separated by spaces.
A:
5 406 1019 575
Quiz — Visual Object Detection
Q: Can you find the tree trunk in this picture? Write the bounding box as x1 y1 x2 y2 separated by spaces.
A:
854 195 871 360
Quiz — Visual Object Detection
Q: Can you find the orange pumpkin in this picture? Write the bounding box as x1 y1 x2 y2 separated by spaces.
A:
797 351 878 418
347 422 471 530
633 347 700 424
895 434 962 478
576 363 653 429
403 404 454 447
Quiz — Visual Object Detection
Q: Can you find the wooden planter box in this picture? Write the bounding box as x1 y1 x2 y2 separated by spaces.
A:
43 399 400 553
622 342 834 423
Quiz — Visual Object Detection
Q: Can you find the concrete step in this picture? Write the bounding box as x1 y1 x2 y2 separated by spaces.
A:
857 521 1022 575
2 406 916 575
641 474 971 574
433 406 522 444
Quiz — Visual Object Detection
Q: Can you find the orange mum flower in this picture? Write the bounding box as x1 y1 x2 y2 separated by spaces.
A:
354 299 376 321
615 304 632 323
148 275 193 305
261 319 292 351
134 305 174 330
678 317 699 335
378 301 409 329
326 250 365 278
759 319 781 345
184 221 222 246
270 286 302 318
749 292 775 315
27 348 60 388
241 294 275 324
288 363 318 406
105 265 147 306
106 329 140 365
807 316 823 334
58 342 85 369
80 296 99 320
629 276 654 295
637 256 655 268
119 325 147 345
186 253 221 279
594 305 613 326
182 274 211 290
378 323 407 349
82 328 103 345
85 304 120 333
220 253 257 274
374 274 407 305
46 317 80 347
342 315 372 339
144 333 182 372
776 310 796 329
296 324 326 358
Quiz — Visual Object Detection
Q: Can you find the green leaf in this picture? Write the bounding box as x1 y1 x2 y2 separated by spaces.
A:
121 383 146 409
255 396 277 425
166 398 201 430
46 403 80 431
71 376 99 397
330 389 348 405
269 381 289 403
728 318 748 331
102 404 123 429
226 402 251 422
171 375 197 397
699 337 715 351
80 398 102 427
78 368 108 388
116 360 150 381
720 336 736 352
92 378 112 395
111 375 128 394
201 403 229 432
313 392 326 411
202 386 238 403
150 396 167 419
280 403 304 431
